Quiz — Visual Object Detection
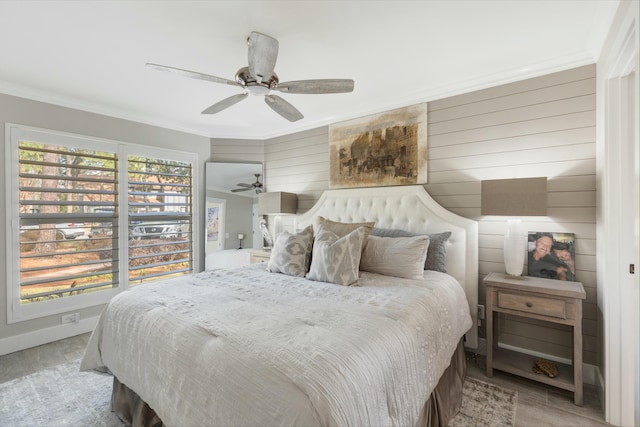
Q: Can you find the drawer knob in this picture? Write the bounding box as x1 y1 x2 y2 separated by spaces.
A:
526 302 533 308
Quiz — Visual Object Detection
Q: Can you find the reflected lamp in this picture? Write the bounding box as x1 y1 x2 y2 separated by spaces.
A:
258 192 298 247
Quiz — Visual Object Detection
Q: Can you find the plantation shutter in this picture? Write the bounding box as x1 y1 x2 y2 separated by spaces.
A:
18 142 119 302
127 155 193 284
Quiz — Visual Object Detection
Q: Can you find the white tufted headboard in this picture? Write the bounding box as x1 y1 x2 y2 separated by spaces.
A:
296 185 478 349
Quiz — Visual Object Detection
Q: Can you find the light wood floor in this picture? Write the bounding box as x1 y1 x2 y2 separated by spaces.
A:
0 334 612 427
465 353 610 427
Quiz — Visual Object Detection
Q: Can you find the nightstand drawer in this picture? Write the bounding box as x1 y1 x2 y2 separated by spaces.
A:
498 291 566 319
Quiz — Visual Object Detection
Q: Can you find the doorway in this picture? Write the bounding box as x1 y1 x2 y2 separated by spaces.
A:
602 25 638 426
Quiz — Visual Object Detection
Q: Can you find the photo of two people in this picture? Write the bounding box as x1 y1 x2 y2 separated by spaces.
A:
527 232 576 281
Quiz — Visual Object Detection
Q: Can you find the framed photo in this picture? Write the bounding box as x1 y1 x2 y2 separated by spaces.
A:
328 103 428 189
527 232 576 281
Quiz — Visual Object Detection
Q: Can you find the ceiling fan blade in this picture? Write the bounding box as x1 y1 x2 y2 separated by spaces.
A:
247 32 278 84
146 63 240 87
235 183 252 188
201 93 248 114
264 95 304 122
275 79 355 94
231 187 252 192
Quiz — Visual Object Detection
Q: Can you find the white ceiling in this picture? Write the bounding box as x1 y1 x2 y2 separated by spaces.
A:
0 1 619 140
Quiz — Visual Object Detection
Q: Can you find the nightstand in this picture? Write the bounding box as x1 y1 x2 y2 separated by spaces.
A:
483 272 586 405
249 249 271 264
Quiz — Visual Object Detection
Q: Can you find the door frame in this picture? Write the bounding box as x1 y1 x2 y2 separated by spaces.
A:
597 2 639 424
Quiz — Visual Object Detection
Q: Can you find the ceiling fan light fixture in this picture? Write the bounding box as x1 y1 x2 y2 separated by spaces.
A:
148 31 353 121
235 67 278 96
247 84 271 96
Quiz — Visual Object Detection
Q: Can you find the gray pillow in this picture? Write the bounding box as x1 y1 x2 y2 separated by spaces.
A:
267 225 314 277
360 235 430 279
306 225 365 286
369 227 452 273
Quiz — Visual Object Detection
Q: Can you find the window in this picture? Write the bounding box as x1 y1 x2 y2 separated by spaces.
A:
6 125 197 323
127 155 193 285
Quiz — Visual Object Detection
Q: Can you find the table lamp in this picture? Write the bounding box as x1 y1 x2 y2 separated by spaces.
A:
481 177 547 277
258 192 298 248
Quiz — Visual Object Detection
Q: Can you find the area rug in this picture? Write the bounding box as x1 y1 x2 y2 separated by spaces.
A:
449 376 518 427
0 360 517 427
0 359 122 427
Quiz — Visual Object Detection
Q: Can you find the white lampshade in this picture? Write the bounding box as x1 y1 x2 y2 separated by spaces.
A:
503 219 526 276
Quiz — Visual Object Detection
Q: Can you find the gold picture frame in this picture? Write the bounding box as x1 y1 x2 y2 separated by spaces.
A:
328 103 428 189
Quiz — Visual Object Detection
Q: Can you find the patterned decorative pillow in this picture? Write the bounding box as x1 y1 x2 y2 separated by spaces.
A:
316 216 375 253
306 225 365 286
267 225 314 277
369 227 452 273
360 235 430 280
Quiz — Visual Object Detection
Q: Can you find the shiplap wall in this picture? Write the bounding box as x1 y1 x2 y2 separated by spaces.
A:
212 64 597 365
210 138 265 163
428 64 597 365
264 126 329 211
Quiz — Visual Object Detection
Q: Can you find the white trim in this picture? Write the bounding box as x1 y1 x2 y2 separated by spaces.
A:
0 315 99 357
596 1 639 425
5 124 21 327
4 123 200 323
597 364 606 415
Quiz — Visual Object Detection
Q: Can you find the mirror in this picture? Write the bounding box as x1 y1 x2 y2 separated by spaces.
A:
205 161 263 270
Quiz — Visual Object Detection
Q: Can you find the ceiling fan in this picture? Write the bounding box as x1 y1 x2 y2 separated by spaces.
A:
231 173 263 194
146 31 354 122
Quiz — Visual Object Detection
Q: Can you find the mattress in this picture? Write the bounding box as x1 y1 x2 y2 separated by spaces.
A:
81 263 472 426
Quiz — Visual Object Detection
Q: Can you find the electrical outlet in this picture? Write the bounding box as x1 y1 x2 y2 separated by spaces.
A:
61 313 80 324
477 304 485 320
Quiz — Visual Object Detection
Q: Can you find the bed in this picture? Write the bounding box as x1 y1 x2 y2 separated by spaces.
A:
80 185 478 427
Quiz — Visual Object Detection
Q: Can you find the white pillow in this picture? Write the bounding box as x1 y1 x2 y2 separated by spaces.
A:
306 225 365 286
267 225 314 277
360 235 430 280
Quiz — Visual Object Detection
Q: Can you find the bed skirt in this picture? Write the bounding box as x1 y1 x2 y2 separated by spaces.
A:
111 340 467 427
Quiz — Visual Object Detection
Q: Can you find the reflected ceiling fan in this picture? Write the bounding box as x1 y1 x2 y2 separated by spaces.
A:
146 31 354 122
231 173 263 194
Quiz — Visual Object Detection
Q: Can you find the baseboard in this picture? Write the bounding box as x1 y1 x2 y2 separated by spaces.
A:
471 337 600 386
0 316 99 356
